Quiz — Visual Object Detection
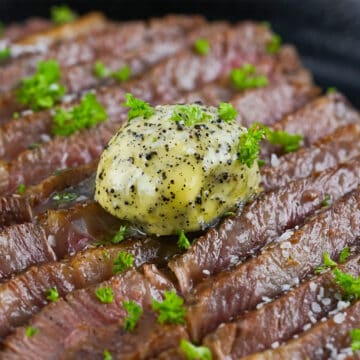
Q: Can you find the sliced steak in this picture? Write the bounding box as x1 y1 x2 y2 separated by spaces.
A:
261 123 360 190
185 186 360 340
1 265 174 359
0 195 32 228
0 222 56 280
242 299 360 360
0 238 178 339
169 156 360 293
203 253 360 358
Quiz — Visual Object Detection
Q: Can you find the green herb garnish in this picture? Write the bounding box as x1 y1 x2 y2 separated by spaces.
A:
46 287 59 302
113 251 134 274
16 60 66 111
122 93 155 121
350 329 360 351
103 350 112 360
266 34 282 54
52 192 78 203
28 142 41 150
194 38 210 55
111 65 131 82
321 194 331 207
339 246 351 264
17 183 26 194
0 47 11 63
152 290 186 325
230 64 268 90
25 326 38 337
178 230 191 250
333 268 360 301
53 93 107 136
123 300 143 331
51 5 77 24
238 124 266 168
327 87 337 94
95 287 114 303
12 112 20 120
265 128 303 153
171 104 211 126
111 225 128 244
93 61 109 78
180 339 212 360
315 252 337 274
217 102 237 123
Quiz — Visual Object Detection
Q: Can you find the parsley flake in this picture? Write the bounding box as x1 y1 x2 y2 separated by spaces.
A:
333 268 360 301
230 64 268 90
315 252 337 274
51 5 77 24
25 326 38 337
265 128 303 153
339 246 351 264
178 230 191 250
266 34 282 54
111 225 128 244
123 300 143 331
95 287 114 303
350 329 360 351
180 339 212 360
111 65 131 82
17 183 26 194
53 93 107 136
93 61 109 78
321 194 331 207
327 87 337 94
152 290 186 325
113 251 134 274
194 38 210 55
171 104 211 126
122 93 155 121
103 350 112 360
46 287 59 302
237 124 266 168
16 60 66 111
217 102 237 123
0 47 11 63
52 191 78 203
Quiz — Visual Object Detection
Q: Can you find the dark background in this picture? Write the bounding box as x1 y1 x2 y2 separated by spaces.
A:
1 0 359 107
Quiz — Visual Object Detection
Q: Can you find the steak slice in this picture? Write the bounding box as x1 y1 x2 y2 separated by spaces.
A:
169 156 360 293
0 238 178 339
261 123 360 190
203 253 360 358
1 265 174 359
0 222 56 280
242 299 360 360
185 186 360 340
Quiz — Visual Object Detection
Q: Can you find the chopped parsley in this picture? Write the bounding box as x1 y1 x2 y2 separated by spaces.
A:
111 225 128 244
46 287 59 302
217 102 237 123
17 183 26 194
177 230 191 250
265 128 303 153
95 287 115 303
103 350 112 360
122 93 155 121
93 62 131 82
25 326 38 337
28 142 41 150
171 104 211 126
52 191 78 203
350 329 360 351
0 47 11 63
16 60 66 111
321 194 331 207
194 38 210 55
333 268 360 301
327 86 337 94
180 339 212 360
12 112 20 120
93 61 109 78
113 251 134 274
152 290 186 325
258 159 265 167
230 64 268 90
315 252 337 274
237 124 266 168
266 34 282 54
123 300 143 331
339 246 351 264
53 93 107 136
51 5 77 24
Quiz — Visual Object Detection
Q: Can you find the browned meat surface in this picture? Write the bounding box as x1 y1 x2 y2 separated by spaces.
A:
204 253 360 358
